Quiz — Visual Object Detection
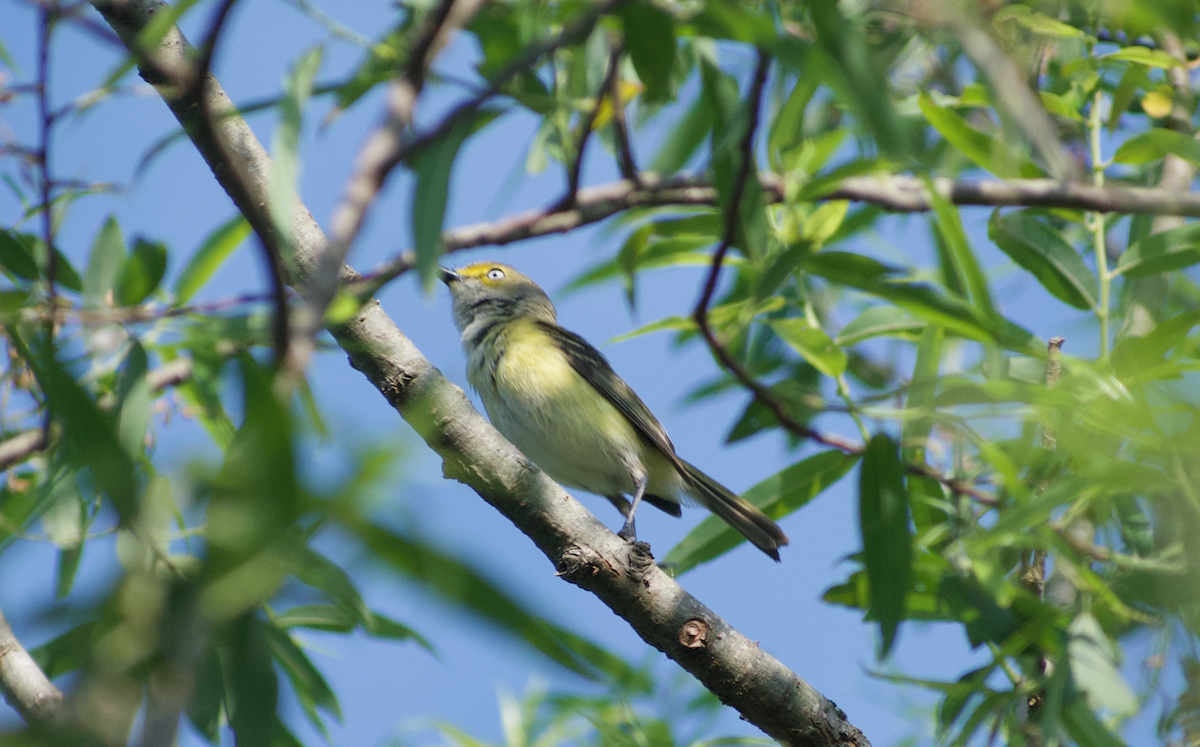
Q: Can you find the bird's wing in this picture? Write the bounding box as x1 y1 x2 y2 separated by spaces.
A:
539 321 683 468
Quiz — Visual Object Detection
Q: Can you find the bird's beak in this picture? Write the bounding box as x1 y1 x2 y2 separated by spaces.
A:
438 267 460 285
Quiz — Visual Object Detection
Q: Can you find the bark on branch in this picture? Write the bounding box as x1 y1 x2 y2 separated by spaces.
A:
89 2 870 744
353 171 1200 296
0 607 65 727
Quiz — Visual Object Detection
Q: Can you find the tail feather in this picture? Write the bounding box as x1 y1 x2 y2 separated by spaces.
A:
679 460 789 561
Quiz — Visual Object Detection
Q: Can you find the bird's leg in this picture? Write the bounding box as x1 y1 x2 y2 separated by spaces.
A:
617 475 648 542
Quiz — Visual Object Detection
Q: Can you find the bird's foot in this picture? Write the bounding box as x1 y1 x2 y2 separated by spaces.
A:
617 519 637 542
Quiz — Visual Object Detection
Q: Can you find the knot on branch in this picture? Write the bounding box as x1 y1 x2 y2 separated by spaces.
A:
556 544 612 584
380 369 418 406
678 618 709 649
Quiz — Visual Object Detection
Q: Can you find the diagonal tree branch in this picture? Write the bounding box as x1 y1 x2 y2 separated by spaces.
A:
0 606 65 727
89 2 872 745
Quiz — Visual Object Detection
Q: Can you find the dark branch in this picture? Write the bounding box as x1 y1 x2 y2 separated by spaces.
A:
554 43 624 210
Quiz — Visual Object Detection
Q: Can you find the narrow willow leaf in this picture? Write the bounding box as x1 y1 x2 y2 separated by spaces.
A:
84 215 126 306
116 238 168 306
173 215 251 304
1112 127 1200 165
229 614 279 747
988 210 1097 310
918 93 1044 179
349 520 638 683
1101 47 1184 68
859 434 910 657
1115 221 1200 277
836 306 924 346
262 619 341 736
769 318 847 378
0 230 40 281
809 3 909 159
619 3 676 102
928 185 994 316
411 110 499 288
902 325 943 464
663 451 859 574
650 94 713 175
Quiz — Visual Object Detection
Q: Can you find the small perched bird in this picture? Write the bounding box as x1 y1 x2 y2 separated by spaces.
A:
441 262 789 560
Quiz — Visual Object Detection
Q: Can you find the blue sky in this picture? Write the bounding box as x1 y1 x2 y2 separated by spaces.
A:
0 1 1164 745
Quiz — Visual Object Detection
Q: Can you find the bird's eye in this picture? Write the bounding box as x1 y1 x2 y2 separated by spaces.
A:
486 268 506 281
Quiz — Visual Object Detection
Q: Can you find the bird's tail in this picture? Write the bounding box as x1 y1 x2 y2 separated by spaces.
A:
680 460 789 561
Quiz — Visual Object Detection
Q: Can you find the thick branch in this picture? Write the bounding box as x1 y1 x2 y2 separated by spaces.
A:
0 607 65 727
91 3 869 744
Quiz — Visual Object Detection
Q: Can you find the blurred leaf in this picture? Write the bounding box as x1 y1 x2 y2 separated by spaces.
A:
271 46 323 246
663 450 859 574
988 210 1097 310
768 318 847 378
188 645 225 742
1108 64 1149 131
903 325 943 464
174 216 251 304
809 3 909 159
804 252 1039 354
918 93 1043 178
116 238 168 306
1068 613 1138 717
410 109 500 289
650 94 713 175
836 306 924 346
30 620 98 678
929 186 993 315
11 333 138 523
84 215 126 306
1061 697 1125 747
229 613 279 747
261 618 341 735
1112 127 1200 165
350 520 640 684
0 230 40 282
1115 221 1200 277
768 75 818 171
859 434 910 657
55 545 83 599
619 3 676 103
1101 47 1184 68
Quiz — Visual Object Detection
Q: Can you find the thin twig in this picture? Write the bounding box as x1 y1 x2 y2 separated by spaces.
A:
608 46 640 185
0 358 196 472
555 43 624 210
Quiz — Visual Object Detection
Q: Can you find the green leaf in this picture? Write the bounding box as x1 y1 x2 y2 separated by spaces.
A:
663 451 859 574
650 93 713 175
55 545 83 599
619 3 676 103
804 252 1039 354
30 620 98 679
410 109 499 289
1109 64 1150 131
10 334 139 523
1067 614 1138 717
84 215 126 306
928 186 994 316
768 319 847 378
116 238 168 306
902 325 943 464
988 210 1097 310
1115 221 1200 277
270 46 323 248
859 434 910 657
1061 698 1126 747
174 215 252 304
229 613 279 747
768 75 818 171
1101 46 1184 68
835 306 924 346
261 618 341 736
0 230 40 282
349 520 639 684
809 3 909 159
918 93 1044 179
1112 127 1200 165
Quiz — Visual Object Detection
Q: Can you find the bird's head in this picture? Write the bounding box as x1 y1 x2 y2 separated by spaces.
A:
440 262 557 335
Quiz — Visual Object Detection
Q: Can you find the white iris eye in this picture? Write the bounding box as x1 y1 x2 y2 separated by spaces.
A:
486 268 506 281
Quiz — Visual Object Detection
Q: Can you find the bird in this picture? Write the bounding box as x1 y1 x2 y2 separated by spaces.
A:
440 262 789 560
